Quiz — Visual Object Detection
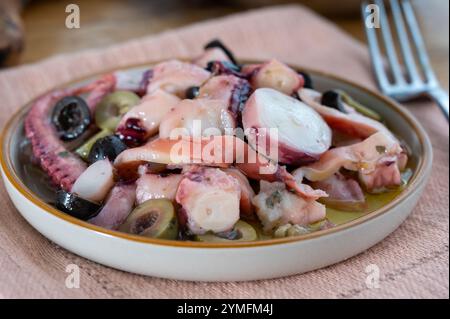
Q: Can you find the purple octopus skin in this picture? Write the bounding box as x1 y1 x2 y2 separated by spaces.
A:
114 69 152 95
229 78 252 125
89 183 136 230
206 61 245 78
137 69 153 95
311 173 366 212
24 75 116 191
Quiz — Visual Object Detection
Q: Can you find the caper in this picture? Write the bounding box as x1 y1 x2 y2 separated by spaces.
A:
273 223 310 238
273 224 292 238
195 221 258 242
287 224 310 236
185 86 200 99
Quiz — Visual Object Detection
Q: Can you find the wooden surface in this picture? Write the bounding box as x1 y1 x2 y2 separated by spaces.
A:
14 0 448 91
0 0 24 66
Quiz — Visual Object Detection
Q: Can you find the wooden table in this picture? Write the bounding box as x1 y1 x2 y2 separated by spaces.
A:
15 0 449 91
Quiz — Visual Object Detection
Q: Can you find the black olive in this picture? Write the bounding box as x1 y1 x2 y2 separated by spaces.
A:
51 96 91 141
56 190 101 220
185 86 200 99
87 135 128 164
206 61 242 77
204 39 237 65
321 90 347 113
299 71 313 89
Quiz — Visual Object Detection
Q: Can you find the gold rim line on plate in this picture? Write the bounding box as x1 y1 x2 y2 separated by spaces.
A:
0 60 433 249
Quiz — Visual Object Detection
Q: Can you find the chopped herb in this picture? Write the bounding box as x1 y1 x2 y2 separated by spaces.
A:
58 151 70 158
376 145 387 154
265 190 282 209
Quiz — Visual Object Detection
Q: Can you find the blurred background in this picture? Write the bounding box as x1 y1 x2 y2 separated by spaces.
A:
0 0 448 89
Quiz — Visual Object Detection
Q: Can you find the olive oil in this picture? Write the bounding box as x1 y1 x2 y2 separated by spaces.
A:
325 189 402 226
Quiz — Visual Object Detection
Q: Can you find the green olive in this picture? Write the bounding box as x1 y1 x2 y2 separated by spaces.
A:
119 199 178 240
95 91 140 131
75 129 111 160
195 221 258 242
337 90 382 121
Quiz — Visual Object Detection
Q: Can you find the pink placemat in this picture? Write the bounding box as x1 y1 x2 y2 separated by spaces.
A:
0 5 448 298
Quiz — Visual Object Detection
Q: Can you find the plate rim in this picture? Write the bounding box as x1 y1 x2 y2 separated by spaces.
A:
0 60 434 249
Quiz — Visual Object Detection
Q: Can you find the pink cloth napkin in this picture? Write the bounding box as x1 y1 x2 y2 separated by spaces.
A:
0 5 448 298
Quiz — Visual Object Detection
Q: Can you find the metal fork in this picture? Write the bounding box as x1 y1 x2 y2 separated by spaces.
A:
362 0 449 120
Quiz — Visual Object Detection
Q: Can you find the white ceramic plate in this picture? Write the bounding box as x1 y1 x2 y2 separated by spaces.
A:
0 64 433 281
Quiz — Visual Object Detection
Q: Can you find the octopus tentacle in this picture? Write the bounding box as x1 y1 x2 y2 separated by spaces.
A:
24 75 116 191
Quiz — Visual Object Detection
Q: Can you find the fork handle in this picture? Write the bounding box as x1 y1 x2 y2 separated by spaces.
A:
428 88 449 121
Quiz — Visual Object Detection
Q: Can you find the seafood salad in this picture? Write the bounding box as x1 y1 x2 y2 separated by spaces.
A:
24 40 411 242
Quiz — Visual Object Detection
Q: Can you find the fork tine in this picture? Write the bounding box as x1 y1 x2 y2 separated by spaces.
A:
389 0 421 84
361 1 390 91
375 0 405 84
401 0 438 85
